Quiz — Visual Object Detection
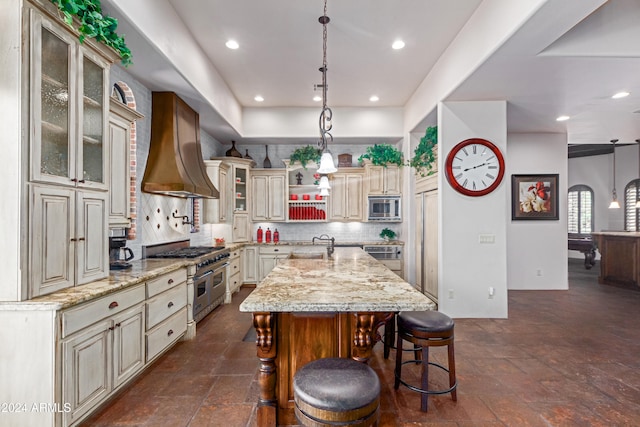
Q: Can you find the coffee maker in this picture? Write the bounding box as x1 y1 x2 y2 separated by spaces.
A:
109 228 134 270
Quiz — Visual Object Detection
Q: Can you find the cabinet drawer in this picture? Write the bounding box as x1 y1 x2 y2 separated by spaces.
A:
146 307 187 362
229 257 241 276
229 272 241 296
62 285 145 338
230 248 241 259
146 283 187 330
259 245 292 255
146 268 187 298
380 259 402 271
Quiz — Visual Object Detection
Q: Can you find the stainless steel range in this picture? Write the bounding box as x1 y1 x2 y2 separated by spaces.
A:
145 241 230 323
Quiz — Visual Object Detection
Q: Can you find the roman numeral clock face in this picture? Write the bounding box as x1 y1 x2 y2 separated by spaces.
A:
444 138 505 197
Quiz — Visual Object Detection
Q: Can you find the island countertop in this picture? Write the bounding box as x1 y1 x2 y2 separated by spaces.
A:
239 247 435 312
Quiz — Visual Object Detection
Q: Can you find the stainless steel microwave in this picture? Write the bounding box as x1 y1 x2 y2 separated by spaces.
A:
368 196 401 221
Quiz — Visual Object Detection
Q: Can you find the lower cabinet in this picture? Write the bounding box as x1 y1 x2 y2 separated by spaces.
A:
226 247 241 302
258 245 293 282
243 246 258 284
61 285 145 426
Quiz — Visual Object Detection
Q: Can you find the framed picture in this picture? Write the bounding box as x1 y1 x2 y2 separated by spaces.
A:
511 174 559 220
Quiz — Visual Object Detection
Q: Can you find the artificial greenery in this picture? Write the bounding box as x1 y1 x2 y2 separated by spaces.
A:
289 145 322 169
50 0 132 66
379 228 396 240
409 126 438 177
358 144 404 167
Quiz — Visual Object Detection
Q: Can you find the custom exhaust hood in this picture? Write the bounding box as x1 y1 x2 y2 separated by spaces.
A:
142 92 219 199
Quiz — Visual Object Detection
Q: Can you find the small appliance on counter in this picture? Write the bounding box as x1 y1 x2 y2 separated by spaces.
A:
109 228 134 270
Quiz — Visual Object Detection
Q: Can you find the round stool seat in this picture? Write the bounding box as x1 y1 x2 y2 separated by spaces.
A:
294 358 380 426
398 311 454 334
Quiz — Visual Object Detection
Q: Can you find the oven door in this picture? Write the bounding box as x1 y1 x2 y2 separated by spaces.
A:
193 270 212 319
209 265 227 308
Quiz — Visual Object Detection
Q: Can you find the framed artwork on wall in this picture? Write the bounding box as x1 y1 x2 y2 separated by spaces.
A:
511 174 559 220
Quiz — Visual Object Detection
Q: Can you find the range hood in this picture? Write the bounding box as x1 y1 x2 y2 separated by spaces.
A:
142 92 219 199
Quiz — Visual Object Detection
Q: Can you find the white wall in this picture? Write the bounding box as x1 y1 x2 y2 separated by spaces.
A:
507 133 568 290
438 101 508 318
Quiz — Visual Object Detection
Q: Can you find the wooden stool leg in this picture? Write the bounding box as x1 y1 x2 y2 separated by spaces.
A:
448 340 457 401
383 315 395 359
420 346 430 412
394 331 403 390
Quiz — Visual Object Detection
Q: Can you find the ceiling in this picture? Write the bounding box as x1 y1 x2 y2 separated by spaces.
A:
101 0 640 147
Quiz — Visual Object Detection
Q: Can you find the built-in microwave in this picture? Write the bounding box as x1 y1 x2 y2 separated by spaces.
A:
368 196 401 221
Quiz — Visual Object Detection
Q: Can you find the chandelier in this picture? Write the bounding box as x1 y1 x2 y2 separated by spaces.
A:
316 0 337 189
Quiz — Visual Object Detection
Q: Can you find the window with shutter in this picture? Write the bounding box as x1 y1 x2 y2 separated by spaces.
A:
567 185 593 237
624 179 640 231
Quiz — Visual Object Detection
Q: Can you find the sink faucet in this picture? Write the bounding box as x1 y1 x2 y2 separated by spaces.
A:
312 234 335 257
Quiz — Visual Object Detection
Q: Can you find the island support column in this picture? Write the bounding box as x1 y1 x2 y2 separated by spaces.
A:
253 312 277 426
352 312 394 362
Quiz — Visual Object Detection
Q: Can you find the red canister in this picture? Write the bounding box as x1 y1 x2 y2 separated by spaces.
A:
257 226 263 243
273 229 279 243
265 228 272 243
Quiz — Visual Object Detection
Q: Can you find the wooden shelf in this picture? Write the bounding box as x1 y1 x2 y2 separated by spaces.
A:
42 73 66 89
41 120 66 135
83 95 102 108
82 135 101 145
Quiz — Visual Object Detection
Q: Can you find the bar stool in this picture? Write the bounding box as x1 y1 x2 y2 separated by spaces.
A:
394 311 457 412
293 358 380 426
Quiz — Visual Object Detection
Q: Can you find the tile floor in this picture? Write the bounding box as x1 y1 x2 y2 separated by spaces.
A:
84 260 640 426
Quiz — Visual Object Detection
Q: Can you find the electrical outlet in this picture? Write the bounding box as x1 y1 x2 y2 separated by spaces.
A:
489 287 495 298
536 269 543 276
448 289 454 299
479 234 495 244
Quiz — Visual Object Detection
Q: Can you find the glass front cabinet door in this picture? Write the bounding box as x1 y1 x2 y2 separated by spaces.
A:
30 10 109 190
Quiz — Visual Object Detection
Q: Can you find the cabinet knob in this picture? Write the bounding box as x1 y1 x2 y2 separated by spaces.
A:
78 179 85 183
167 329 174 336
108 326 115 331
167 301 174 308
108 301 119 309
168 278 174 284
115 322 121 328
70 178 77 183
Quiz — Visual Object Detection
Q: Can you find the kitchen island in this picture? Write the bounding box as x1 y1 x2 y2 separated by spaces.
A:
239 247 436 426
592 231 640 290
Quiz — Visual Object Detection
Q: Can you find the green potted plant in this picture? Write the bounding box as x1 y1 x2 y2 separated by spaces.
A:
379 228 396 242
50 0 132 65
289 145 322 169
409 126 438 177
358 144 404 167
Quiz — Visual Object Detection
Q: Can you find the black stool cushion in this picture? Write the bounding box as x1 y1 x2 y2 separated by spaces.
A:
293 358 380 412
398 311 454 333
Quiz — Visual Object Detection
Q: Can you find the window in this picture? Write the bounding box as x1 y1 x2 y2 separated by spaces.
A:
568 185 593 237
624 179 640 231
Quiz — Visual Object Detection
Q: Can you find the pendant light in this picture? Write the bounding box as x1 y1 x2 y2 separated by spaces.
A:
315 0 337 178
636 139 640 209
609 139 620 209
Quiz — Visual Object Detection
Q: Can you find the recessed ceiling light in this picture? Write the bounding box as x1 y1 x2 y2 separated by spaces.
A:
254 95 264 102
369 95 379 102
392 40 405 50
313 95 322 102
225 40 239 50
612 91 630 99
556 115 570 122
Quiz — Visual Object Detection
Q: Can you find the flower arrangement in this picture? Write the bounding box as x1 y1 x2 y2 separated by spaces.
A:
520 181 551 213
313 173 321 185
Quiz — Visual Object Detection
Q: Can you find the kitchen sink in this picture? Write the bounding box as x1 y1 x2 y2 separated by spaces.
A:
287 252 327 260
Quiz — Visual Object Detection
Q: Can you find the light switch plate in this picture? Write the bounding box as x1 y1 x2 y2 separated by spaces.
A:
479 234 495 244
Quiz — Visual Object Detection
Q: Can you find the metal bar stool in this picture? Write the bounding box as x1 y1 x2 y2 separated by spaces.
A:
293 358 380 426
393 311 457 412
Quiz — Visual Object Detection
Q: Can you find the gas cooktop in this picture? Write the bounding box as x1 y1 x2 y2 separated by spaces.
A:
147 246 226 259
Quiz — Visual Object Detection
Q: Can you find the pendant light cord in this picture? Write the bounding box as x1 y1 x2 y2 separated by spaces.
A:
318 0 333 152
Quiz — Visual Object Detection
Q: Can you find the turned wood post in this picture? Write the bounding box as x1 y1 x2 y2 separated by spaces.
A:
352 312 393 362
253 312 277 426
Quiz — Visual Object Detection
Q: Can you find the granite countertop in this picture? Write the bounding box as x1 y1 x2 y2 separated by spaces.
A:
241 240 404 247
239 247 434 313
2 259 189 311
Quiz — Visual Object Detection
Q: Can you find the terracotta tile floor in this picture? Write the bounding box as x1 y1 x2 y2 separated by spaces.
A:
84 260 640 426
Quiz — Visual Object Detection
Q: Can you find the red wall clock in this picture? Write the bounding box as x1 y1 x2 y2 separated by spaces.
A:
444 138 505 196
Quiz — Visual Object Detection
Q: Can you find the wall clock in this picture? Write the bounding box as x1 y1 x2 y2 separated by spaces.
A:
444 138 505 196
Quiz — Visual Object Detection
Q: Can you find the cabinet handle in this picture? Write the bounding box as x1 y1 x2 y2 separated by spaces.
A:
71 178 77 183
167 301 174 308
108 326 115 331
77 237 85 241
115 322 121 328
168 279 174 285
274 248 279 252
167 329 174 336
78 179 85 183
70 238 76 242
234 265 237 269
108 301 119 309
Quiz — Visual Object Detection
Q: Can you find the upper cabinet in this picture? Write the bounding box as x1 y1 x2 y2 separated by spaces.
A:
29 8 114 190
251 169 286 222
204 160 231 224
284 160 328 222
108 100 143 228
366 164 402 195
328 170 365 222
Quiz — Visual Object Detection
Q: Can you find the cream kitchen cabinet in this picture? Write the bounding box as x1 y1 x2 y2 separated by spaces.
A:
30 184 108 297
328 170 365 221
204 159 231 224
258 245 293 282
415 174 438 302
226 247 242 302
366 164 402 195
251 169 286 222
61 284 145 426
233 212 250 243
108 99 143 228
242 246 258 284
29 5 116 191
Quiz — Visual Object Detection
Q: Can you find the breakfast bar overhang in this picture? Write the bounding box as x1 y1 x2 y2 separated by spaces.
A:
239 247 436 426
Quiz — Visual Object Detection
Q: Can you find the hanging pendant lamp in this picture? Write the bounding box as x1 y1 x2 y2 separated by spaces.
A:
635 139 640 209
609 139 620 209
